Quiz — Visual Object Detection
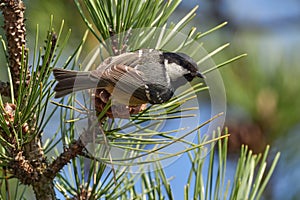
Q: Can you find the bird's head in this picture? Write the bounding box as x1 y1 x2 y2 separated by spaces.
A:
162 52 204 84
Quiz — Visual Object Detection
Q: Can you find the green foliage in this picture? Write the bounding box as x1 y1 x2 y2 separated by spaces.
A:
0 15 88 199
53 130 280 199
0 18 58 151
74 0 182 41
187 131 280 200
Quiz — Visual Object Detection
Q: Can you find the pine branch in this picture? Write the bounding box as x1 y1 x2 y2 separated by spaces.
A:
0 2 59 199
45 133 86 180
0 102 54 199
0 0 30 95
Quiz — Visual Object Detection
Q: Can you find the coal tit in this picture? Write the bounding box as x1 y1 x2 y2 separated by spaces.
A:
53 49 204 105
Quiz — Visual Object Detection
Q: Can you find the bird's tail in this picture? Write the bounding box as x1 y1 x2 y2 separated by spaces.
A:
53 68 99 98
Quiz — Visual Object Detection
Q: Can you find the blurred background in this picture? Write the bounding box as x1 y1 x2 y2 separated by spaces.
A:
189 1 300 199
1 0 299 199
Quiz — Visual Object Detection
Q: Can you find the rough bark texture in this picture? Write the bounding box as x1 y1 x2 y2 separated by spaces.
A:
0 0 30 93
1 102 55 199
45 138 85 180
0 2 95 199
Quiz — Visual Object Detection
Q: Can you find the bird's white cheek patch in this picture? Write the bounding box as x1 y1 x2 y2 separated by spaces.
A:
164 59 189 81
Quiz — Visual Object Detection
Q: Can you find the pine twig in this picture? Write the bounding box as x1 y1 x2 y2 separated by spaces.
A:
0 0 30 94
0 1 58 199
45 132 88 180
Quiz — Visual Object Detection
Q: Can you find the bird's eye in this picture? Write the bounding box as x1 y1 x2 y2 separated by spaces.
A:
184 73 194 81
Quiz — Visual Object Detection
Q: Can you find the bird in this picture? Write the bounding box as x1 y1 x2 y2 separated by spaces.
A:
53 49 204 106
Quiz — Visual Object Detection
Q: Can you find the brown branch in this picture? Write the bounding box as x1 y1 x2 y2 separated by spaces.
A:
0 1 94 199
0 1 56 199
45 133 87 180
0 0 30 94
1 102 54 199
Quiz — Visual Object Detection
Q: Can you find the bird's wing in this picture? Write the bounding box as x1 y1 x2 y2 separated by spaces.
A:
93 63 149 104
91 50 173 104
101 64 144 86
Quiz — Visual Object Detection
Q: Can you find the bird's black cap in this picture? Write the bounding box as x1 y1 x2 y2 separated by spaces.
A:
162 52 205 78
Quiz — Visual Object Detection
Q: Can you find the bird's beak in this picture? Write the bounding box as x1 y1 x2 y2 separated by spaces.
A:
195 71 205 79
